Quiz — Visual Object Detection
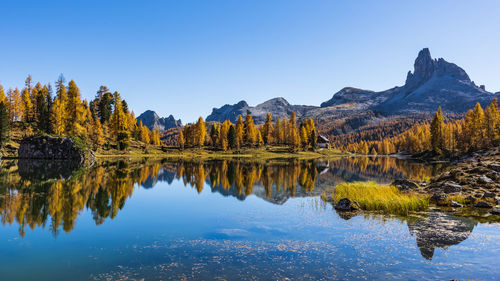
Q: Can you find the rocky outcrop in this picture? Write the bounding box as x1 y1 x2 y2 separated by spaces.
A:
18 136 94 164
137 110 182 132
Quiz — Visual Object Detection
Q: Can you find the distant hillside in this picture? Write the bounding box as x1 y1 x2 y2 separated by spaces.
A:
137 110 182 132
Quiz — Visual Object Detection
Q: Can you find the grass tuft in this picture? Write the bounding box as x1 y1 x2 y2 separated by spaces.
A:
321 181 429 215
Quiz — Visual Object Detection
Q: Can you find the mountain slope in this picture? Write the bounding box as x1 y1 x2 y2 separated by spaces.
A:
137 110 182 131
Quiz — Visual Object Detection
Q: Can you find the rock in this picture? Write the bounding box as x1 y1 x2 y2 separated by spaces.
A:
491 208 500 215
450 201 463 208
482 192 496 198
430 193 447 205
334 198 360 212
474 201 493 208
464 195 476 204
478 175 493 184
392 179 419 191
442 182 462 193
488 164 500 172
18 136 94 164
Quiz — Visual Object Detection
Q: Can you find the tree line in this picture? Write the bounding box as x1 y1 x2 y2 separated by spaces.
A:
345 98 499 155
177 112 318 152
0 75 161 150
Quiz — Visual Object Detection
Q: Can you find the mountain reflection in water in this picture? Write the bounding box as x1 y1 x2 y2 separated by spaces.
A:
1 157 443 238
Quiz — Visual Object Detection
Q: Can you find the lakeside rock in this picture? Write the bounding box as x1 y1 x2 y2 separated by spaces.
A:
18 136 95 164
334 198 361 211
392 179 419 191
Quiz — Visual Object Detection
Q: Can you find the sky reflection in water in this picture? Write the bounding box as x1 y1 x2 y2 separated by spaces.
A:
0 157 499 280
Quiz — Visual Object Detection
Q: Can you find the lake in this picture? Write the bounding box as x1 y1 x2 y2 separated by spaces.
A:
1 157 499 280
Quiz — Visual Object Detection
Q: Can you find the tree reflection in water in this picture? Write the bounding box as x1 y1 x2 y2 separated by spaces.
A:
1 157 442 237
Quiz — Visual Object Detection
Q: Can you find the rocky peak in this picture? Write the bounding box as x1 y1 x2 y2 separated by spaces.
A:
137 110 182 131
405 48 435 93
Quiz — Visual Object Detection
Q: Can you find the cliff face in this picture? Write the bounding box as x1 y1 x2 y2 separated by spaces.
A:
18 136 95 165
137 110 182 131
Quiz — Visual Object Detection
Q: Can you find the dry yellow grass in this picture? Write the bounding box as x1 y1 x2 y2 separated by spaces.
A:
322 181 429 215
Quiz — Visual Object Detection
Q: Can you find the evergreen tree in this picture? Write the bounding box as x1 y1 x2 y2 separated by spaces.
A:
65 80 85 136
178 128 185 150
228 124 237 149
484 98 499 146
244 114 257 146
262 113 274 144
430 107 445 154
0 102 9 146
235 116 244 149
195 117 206 147
50 97 65 135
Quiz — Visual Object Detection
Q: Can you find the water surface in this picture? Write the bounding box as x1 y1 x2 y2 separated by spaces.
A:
1 157 498 280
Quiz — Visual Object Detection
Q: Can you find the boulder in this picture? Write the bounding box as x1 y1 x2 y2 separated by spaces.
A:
442 182 462 193
392 179 419 191
482 192 496 198
488 164 500 172
18 136 94 164
334 198 360 212
491 208 500 215
430 193 447 205
474 201 493 208
450 201 463 208
478 175 493 184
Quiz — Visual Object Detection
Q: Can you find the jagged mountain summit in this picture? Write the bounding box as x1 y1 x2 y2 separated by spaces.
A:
137 110 182 131
206 97 315 124
206 48 499 124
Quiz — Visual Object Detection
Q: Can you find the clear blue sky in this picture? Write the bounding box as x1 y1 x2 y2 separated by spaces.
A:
1 0 499 122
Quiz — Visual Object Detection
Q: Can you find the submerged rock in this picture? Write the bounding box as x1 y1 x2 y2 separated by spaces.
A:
334 198 360 212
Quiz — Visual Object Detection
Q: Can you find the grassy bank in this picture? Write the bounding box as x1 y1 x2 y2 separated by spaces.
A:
96 144 347 159
321 181 429 215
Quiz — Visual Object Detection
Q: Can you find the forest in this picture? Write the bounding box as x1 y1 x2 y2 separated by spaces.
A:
0 75 161 151
344 99 499 156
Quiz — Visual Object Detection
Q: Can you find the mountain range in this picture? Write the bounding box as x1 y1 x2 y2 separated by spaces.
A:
139 48 499 136
136 110 182 131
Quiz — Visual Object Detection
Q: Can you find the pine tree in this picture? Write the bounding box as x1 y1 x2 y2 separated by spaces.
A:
484 98 499 146
7 88 21 122
110 92 129 150
195 117 206 147
274 118 283 145
228 124 237 149
430 107 445 154
178 128 185 150
21 88 33 123
0 86 6 105
65 81 85 136
210 123 220 147
299 124 308 150
0 102 9 147
139 121 150 144
244 114 257 146
262 113 274 144
50 97 65 135
235 116 244 149
220 120 231 151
